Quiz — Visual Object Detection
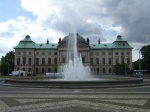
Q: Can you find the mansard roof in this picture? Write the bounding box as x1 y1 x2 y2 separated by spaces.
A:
112 35 133 49
14 35 36 49
90 35 133 49
14 35 58 49
14 34 133 49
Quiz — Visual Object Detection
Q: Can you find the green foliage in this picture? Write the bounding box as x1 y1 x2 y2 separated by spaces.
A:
140 45 150 73
133 60 139 70
133 45 150 73
113 63 130 75
141 45 150 59
0 51 15 75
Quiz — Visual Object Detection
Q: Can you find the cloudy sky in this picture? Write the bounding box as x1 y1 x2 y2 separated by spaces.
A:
0 0 150 61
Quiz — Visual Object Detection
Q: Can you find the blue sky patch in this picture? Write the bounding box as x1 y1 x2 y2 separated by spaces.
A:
0 0 35 22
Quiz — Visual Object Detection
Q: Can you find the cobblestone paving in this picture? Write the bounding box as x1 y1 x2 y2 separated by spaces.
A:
0 87 150 112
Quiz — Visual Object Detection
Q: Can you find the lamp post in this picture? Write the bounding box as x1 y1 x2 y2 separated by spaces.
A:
34 49 36 76
124 56 127 77
0 58 1 76
7 59 9 75
137 49 141 74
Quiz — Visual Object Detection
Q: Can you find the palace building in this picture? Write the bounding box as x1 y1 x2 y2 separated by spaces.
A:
14 33 133 75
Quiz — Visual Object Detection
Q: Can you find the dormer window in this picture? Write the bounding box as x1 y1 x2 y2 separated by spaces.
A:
118 43 121 45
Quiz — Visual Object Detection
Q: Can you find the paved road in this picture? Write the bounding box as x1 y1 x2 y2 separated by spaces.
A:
0 85 150 112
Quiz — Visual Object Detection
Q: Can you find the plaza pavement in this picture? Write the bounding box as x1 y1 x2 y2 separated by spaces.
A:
0 83 150 112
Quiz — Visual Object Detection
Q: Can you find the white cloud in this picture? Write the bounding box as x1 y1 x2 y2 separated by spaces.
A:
0 0 149 62
0 15 62 58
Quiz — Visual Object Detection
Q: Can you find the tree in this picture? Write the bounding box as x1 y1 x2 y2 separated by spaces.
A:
133 60 139 70
113 63 130 75
1 51 15 75
140 45 150 73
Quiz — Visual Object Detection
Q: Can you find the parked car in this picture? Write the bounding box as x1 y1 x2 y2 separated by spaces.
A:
9 71 27 76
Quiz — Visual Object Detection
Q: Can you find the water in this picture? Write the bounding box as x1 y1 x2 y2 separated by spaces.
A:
62 33 92 80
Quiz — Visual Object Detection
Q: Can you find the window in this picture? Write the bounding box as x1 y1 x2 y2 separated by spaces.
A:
23 52 26 56
23 58 26 65
28 52 32 55
17 52 20 55
121 57 124 64
48 68 51 72
116 58 119 64
127 52 130 55
109 68 112 73
28 58 32 65
115 52 118 55
121 52 124 55
54 58 57 64
82 57 85 63
108 52 112 55
48 52 51 55
103 68 105 73
62 57 66 63
97 68 99 73
36 58 39 65
42 68 45 73
109 58 111 64
42 58 45 64
54 52 57 55
90 58 93 65
102 58 105 64
36 68 38 73
23 68 25 71
48 58 51 64
127 58 130 64
54 68 57 73
28 68 31 72
96 58 99 64
96 52 99 56
36 52 39 55
17 58 20 65
90 52 93 56
102 52 105 56
42 52 45 55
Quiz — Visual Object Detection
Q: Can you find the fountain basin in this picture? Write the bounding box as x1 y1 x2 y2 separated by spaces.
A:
4 77 144 89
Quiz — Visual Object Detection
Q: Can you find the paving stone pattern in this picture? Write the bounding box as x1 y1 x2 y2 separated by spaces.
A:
0 83 150 112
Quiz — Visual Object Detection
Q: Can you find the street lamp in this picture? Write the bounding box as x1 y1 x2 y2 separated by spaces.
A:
124 56 127 76
34 49 36 76
7 59 9 75
0 58 1 76
137 49 141 74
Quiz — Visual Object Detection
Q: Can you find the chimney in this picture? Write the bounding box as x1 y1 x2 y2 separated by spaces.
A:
47 39 49 44
98 39 100 44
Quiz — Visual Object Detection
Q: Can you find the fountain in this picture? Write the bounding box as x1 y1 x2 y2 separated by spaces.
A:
62 33 92 80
